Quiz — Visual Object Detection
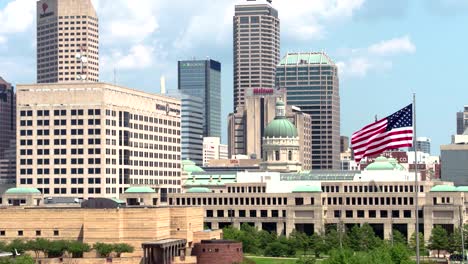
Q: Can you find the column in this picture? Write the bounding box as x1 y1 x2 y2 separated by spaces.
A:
277 221 284 236
407 222 416 243
384 222 392 241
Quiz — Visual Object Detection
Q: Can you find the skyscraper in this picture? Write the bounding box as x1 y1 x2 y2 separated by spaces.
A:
172 92 204 166
178 59 221 138
233 0 280 111
457 107 468 135
36 0 99 83
0 77 16 189
276 52 340 170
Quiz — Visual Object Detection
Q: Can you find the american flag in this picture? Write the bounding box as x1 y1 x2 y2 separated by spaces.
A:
351 104 413 163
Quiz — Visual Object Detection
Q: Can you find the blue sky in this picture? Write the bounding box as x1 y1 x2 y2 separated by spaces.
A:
1 0 468 154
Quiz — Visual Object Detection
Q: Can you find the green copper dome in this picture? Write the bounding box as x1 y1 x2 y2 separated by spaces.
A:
430 185 457 192
187 187 211 193
125 187 156 193
457 186 468 192
5 187 41 195
182 160 205 173
365 156 395 171
292 185 322 193
264 118 298 138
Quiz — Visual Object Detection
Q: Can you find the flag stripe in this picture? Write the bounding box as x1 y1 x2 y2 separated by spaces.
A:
352 128 413 152
351 104 413 163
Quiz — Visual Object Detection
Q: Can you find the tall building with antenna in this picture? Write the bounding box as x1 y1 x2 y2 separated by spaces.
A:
233 0 280 111
36 0 99 83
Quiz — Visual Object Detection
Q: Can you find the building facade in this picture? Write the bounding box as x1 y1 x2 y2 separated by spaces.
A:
0 78 16 190
203 137 228 166
169 157 465 243
16 83 181 199
228 88 312 170
409 137 431 155
36 0 99 83
441 136 468 186
175 93 204 166
457 112 465 135
233 0 280 111
178 59 221 138
276 52 340 170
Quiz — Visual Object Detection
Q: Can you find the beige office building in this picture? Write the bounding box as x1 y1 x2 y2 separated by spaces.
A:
16 83 181 199
37 0 99 83
233 0 280 110
228 88 312 170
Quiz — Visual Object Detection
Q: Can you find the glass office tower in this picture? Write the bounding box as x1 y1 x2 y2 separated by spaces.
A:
178 59 221 138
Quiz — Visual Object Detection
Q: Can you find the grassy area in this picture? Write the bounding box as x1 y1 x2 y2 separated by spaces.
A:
246 256 298 264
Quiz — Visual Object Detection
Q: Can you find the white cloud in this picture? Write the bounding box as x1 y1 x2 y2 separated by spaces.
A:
0 36 6 45
337 35 414 77
368 35 416 56
0 0 35 36
103 44 155 70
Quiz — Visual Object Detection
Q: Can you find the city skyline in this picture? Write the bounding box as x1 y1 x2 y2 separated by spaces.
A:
1 0 468 154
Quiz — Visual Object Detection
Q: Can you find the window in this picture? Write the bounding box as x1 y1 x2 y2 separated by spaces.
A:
357 210 365 218
404 210 412 218
380 210 388 218
288 151 292 161
295 197 304 205
54 230 59 236
206 210 213 217
369 210 377 218
392 210 400 218
0 230 5 236
217 210 224 217
18 230 23 236
36 230 41 236
345 210 353 218
334 210 341 218
250 210 257 217
261 210 268 217
275 151 280 161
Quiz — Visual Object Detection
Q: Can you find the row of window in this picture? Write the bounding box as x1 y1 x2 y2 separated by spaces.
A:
0 230 59 237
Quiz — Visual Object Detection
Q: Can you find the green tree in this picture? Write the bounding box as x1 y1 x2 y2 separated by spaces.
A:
264 241 289 257
93 242 114 258
324 229 342 253
290 230 310 255
391 229 407 245
47 240 69 258
5 239 27 255
257 230 277 252
296 255 316 264
113 243 134 258
409 232 427 256
348 224 381 252
278 235 296 257
67 241 91 258
389 243 412 264
238 224 260 254
428 225 449 257
26 238 49 260
310 232 326 258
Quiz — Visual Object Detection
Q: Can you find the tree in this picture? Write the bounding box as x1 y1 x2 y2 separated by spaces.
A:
296 255 316 264
93 242 114 258
324 229 342 253
5 240 27 255
46 240 69 258
26 238 49 260
309 232 326 258
67 241 91 258
113 243 134 258
348 224 381 252
391 229 407 245
289 230 310 255
428 225 449 257
389 243 412 264
409 232 427 256
257 230 277 252
264 241 289 257
238 224 260 254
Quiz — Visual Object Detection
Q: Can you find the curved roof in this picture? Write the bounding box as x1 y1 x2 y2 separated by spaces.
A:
187 187 211 193
457 186 468 192
124 187 156 193
182 160 205 173
264 118 298 138
365 157 395 171
5 187 41 195
292 185 322 193
430 185 458 192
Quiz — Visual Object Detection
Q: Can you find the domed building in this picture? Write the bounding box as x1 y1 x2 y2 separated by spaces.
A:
260 100 302 172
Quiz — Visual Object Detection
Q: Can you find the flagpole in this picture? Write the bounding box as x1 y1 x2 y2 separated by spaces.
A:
414 93 420 264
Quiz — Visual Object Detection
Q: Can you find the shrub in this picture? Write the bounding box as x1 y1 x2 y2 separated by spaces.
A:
93 242 114 258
